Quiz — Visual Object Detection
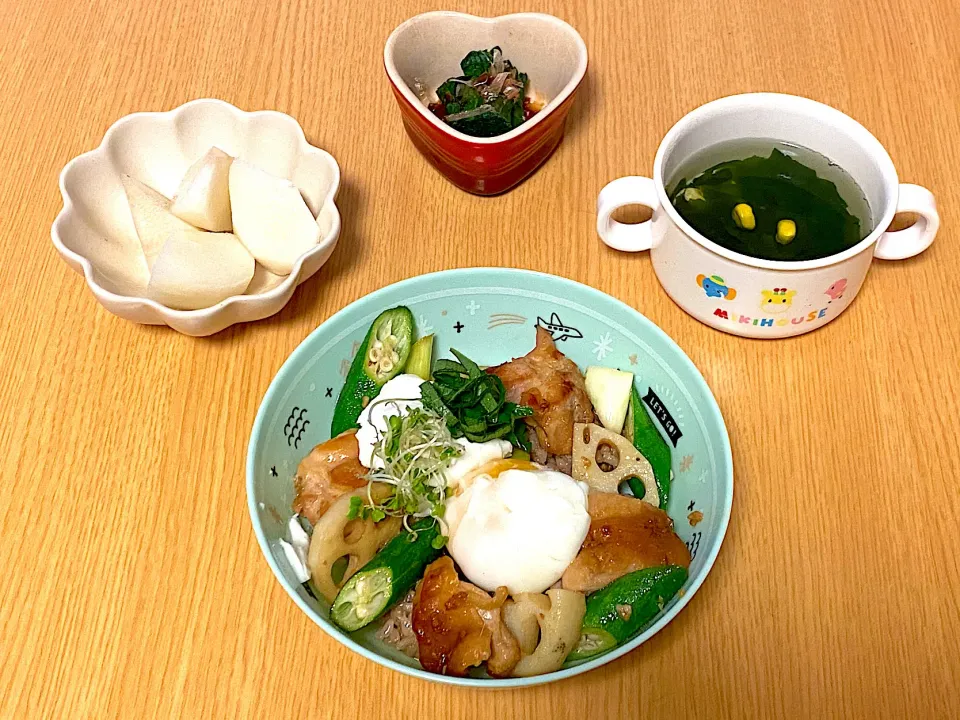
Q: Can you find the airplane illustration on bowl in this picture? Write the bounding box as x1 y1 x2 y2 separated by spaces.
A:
536 313 583 342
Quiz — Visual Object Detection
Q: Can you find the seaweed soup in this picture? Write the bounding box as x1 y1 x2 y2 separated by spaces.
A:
668 139 873 262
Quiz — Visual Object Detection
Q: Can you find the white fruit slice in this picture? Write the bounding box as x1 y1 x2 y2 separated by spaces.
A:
244 263 288 295
228 159 320 274
170 147 234 231
121 175 195 270
584 366 634 434
146 228 255 310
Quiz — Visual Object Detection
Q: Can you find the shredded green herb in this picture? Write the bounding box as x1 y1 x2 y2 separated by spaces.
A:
420 349 533 450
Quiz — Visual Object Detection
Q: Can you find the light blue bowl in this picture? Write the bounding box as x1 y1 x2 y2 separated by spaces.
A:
247 268 733 687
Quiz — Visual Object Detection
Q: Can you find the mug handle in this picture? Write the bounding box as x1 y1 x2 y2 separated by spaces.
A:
597 177 660 252
874 184 939 260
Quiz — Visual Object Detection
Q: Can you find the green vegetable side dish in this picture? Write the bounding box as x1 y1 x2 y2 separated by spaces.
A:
420 349 533 450
428 47 541 138
330 307 416 436
624 384 672 509
669 147 867 261
331 518 443 632
568 565 688 661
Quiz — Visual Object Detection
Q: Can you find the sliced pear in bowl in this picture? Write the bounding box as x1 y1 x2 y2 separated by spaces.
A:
146 228 255 310
584 366 634 434
121 175 196 270
229 159 320 275
244 263 288 295
170 147 234 232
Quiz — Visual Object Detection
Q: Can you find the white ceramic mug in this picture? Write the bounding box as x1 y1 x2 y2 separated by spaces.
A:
597 93 939 338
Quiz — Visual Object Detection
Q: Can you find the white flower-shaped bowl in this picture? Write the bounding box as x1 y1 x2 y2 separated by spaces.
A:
52 99 341 336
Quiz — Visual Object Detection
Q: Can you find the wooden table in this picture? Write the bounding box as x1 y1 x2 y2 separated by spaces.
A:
2 0 958 717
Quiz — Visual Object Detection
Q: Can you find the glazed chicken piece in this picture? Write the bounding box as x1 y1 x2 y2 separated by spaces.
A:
412 556 521 677
291 429 368 525
562 491 691 593
487 326 594 457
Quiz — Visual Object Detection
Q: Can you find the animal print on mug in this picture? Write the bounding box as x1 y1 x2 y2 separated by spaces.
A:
760 288 797 314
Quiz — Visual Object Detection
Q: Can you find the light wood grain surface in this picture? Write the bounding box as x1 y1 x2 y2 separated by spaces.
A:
2 0 959 717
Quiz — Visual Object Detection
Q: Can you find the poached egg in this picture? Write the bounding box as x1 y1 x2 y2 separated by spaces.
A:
444 467 590 594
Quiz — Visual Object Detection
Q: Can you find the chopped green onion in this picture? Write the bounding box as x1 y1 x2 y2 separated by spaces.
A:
422 349 533 450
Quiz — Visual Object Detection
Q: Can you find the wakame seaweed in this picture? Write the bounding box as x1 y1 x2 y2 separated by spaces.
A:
669 147 869 262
